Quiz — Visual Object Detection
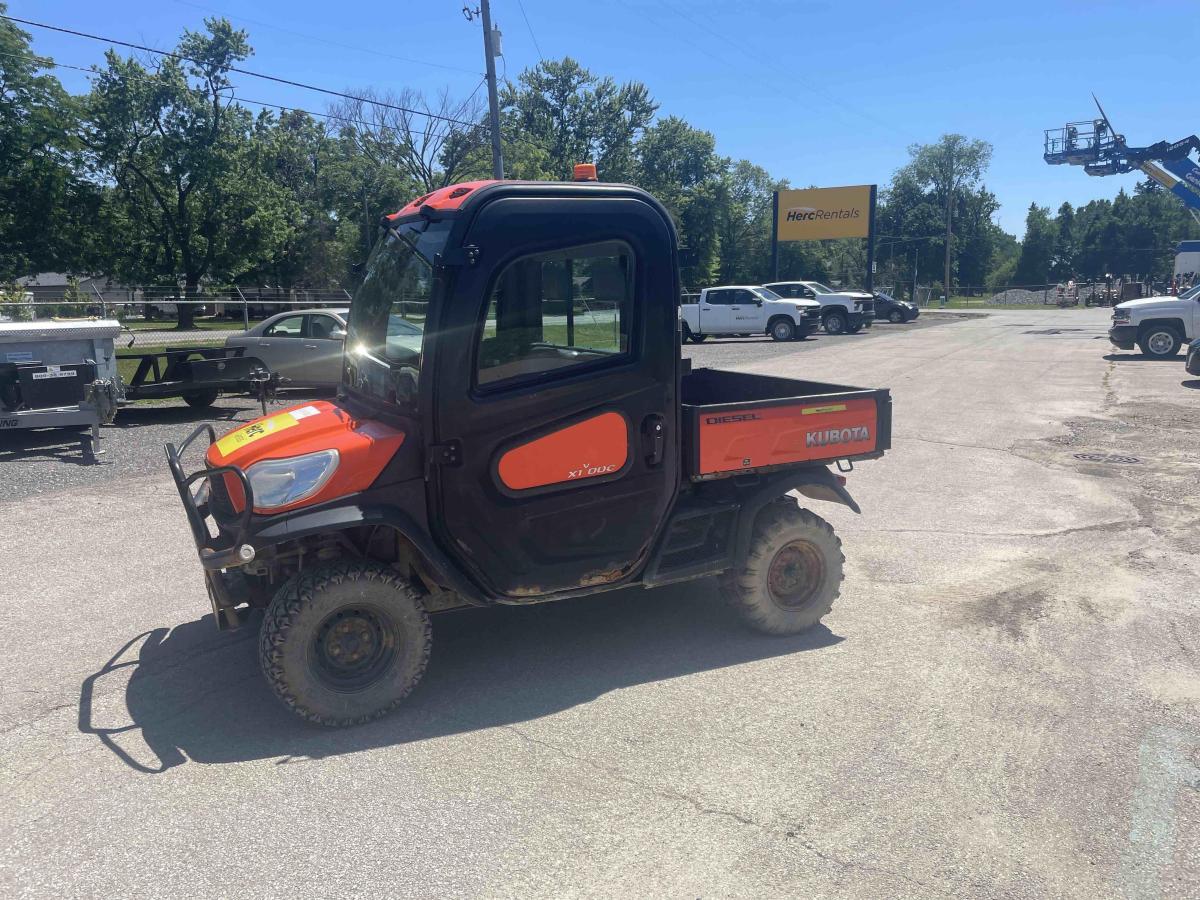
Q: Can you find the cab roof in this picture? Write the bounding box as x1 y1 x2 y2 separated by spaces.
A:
387 180 499 220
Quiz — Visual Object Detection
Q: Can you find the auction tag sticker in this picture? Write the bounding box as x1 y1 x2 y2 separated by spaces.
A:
215 412 301 457
289 405 321 420
5 352 33 362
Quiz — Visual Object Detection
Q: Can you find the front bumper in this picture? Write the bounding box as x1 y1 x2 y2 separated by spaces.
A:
802 314 822 335
1108 324 1137 350
165 424 256 571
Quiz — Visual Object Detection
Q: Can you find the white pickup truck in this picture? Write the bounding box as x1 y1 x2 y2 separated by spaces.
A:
763 281 875 335
1108 283 1200 357
679 285 821 343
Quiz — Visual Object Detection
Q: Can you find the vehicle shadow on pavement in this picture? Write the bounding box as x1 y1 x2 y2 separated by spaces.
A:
110 405 245 428
1181 380 1200 389
78 584 841 772
0 429 96 465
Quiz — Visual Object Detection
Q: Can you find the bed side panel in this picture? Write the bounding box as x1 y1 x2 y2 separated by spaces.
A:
695 396 879 476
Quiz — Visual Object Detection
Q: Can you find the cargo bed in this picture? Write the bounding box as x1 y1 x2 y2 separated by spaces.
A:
681 367 891 480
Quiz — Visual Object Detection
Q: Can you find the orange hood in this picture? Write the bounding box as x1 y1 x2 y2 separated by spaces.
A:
206 400 406 513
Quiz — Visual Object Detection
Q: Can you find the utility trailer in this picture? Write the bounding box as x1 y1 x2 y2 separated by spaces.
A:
119 345 274 409
166 172 893 727
0 320 276 463
0 320 121 461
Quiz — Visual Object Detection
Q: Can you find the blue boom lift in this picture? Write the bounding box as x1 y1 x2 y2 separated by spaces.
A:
1044 96 1200 225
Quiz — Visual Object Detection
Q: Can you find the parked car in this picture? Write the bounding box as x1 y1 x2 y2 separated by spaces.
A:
679 285 821 342
1186 336 1200 376
1108 283 1200 358
762 281 874 335
225 308 423 387
871 291 919 323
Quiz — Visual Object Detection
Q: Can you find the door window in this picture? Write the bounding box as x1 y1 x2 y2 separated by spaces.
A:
476 240 633 388
305 315 341 340
707 290 733 305
264 315 305 337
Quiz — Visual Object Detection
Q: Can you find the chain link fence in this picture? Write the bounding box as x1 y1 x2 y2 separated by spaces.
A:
0 285 357 345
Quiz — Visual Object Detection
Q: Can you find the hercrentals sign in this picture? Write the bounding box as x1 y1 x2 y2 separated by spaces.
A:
776 185 873 241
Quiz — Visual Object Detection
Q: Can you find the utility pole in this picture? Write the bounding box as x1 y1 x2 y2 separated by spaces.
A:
943 184 953 305
465 2 505 179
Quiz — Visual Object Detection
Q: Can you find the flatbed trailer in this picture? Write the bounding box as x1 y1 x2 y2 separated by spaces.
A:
118 345 272 408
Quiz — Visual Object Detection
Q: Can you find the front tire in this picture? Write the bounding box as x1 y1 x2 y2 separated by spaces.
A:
1137 327 1181 358
721 499 844 635
260 560 432 727
823 311 848 335
769 318 796 342
888 309 904 324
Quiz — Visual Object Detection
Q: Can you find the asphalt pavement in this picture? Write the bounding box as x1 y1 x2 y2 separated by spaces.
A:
2 308 1198 898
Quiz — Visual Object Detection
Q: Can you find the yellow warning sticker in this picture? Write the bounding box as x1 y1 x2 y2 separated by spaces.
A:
215 412 301 457
801 404 847 415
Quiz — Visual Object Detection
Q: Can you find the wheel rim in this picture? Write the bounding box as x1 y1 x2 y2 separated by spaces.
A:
890 311 902 323
1147 331 1174 354
774 323 790 339
309 604 399 692
827 316 843 333
766 540 826 610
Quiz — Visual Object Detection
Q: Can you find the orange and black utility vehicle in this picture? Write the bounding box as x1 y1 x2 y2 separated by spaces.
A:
167 171 892 726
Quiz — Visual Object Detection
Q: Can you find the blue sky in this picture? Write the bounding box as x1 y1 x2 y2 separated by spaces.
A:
13 0 1199 236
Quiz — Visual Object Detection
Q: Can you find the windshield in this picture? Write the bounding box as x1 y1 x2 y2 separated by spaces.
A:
755 287 782 301
806 282 833 294
345 219 450 407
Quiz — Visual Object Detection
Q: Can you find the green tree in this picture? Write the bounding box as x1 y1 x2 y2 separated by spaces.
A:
634 116 722 286
501 58 657 182
897 134 992 299
0 6 95 280
713 160 778 284
84 19 290 327
1014 204 1055 284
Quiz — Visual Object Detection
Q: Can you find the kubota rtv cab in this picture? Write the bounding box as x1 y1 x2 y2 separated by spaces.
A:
167 172 892 726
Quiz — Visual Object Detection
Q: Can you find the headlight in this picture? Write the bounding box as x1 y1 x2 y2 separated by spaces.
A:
1112 308 1130 321
246 449 339 510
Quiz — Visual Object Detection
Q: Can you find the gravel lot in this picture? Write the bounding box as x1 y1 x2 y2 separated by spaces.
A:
2 308 1197 898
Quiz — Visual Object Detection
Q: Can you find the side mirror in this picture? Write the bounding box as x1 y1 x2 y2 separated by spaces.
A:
755 299 764 307
331 327 347 340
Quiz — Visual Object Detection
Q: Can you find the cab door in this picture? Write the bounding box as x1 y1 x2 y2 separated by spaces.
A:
728 288 765 331
701 289 735 332
426 192 679 598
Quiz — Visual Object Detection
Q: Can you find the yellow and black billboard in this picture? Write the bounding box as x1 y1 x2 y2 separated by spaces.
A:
775 185 874 241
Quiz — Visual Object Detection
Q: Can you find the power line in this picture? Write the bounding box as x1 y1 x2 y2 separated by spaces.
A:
0 48 94 73
1 14 489 131
170 0 480 75
514 0 545 63
3 41 547 157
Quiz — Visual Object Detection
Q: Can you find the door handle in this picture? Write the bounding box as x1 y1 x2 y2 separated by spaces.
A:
303 343 318 349
641 414 665 467
257 341 270 347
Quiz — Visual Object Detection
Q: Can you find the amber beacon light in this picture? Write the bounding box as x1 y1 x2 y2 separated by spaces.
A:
573 163 598 181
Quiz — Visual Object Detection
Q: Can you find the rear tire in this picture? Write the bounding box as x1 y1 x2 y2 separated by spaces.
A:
1137 327 1181 358
823 311 848 335
183 389 219 408
721 499 844 635
769 318 796 342
260 560 432 727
